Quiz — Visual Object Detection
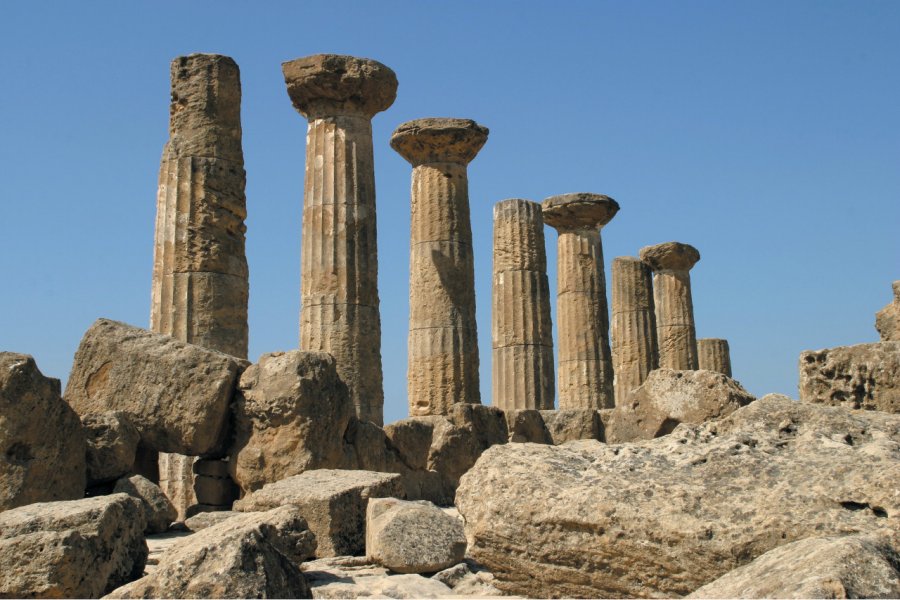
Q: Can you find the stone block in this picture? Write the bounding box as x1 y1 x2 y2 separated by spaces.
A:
113 474 177 534
82 411 140 486
799 342 900 413
540 409 603 444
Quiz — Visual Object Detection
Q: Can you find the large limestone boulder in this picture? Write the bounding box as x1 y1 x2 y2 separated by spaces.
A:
0 352 86 511
114 474 177 534
687 532 900 599
107 506 315 599
365 498 466 574
234 469 404 557
229 350 354 494
301 556 456 599
456 396 899 598
606 368 756 442
82 411 140 485
800 342 900 413
875 281 900 341
64 319 247 456
0 494 147 598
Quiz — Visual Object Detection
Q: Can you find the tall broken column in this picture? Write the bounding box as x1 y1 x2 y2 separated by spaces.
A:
282 54 397 426
697 338 732 377
150 54 249 518
542 193 619 409
391 118 489 416
491 199 554 410
611 256 659 405
639 242 701 370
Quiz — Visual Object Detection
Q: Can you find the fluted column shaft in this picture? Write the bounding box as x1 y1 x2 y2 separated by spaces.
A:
299 114 383 424
407 161 479 415
555 229 614 408
492 199 554 410
698 338 732 376
653 269 698 370
611 257 659 404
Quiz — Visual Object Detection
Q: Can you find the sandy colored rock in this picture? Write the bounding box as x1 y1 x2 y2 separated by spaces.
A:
687 532 900 599
0 494 147 598
82 411 140 486
492 199 554 410
875 281 900 341
799 342 900 413
114 474 177 534
183 510 239 532
366 498 466 574
64 319 245 456
698 337 733 376
393 118 488 417
504 409 551 443
0 352 86 511
456 396 899 598
611 256 659 405
228 350 353 494
284 55 393 425
542 193 618 409
606 368 755 443
640 241 701 371
234 469 404 557
107 506 315 599
302 555 456 599
433 560 510 597
539 409 604 444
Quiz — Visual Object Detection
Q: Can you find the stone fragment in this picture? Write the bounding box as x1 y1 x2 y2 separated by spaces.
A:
392 118 488 416
366 498 466 574
611 256 659 405
875 281 900 341
799 342 900 413
229 350 353 494
605 368 755 443
456 396 899 598
504 409 551 443
433 560 509 597
491 199 554 410
234 469 404 557
107 506 315 599
539 409 603 444
698 338 733 376
82 411 140 486
687 532 900 599
284 54 396 426
183 510 239 532
157 454 197 521
640 241 701 370
64 319 245 456
542 193 619 409
0 352 86 511
191 457 238 510
114 474 177 534
302 555 456 598
0 494 147 598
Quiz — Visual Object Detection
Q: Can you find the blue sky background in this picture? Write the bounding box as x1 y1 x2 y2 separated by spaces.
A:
2 1 898 425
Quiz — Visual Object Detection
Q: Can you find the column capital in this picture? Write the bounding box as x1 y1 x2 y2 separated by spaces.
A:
639 241 700 272
541 193 619 230
282 54 397 119
390 118 489 166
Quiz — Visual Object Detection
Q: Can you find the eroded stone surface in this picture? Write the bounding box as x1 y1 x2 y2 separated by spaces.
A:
875 281 900 342
302 556 456 598
456 396 899 598
799 342 900 413
113 474 177 534
0 352 86 511
82 411 140 486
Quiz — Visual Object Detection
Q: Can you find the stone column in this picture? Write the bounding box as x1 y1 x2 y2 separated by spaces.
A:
390 118 489 416
150 54 249 519
491 199 554 410
611 256 659 405
542 193 619 409
282 54 397 426
639 242 701 370
698 338 732 377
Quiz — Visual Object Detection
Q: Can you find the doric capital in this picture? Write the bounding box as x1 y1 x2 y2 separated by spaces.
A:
282 54 397 119
390 118 489 166
541 193 619 230
639 241 700 272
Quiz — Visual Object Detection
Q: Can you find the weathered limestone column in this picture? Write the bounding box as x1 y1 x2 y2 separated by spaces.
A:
542 193 619 409
150 54 249 519
491 199 554 410
611 256 659 405
391 118 489 416
639 242 701 370
282 54 397 426
698 338 732 376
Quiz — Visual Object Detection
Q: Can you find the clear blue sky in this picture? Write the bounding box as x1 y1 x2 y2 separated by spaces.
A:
2 1 898 425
